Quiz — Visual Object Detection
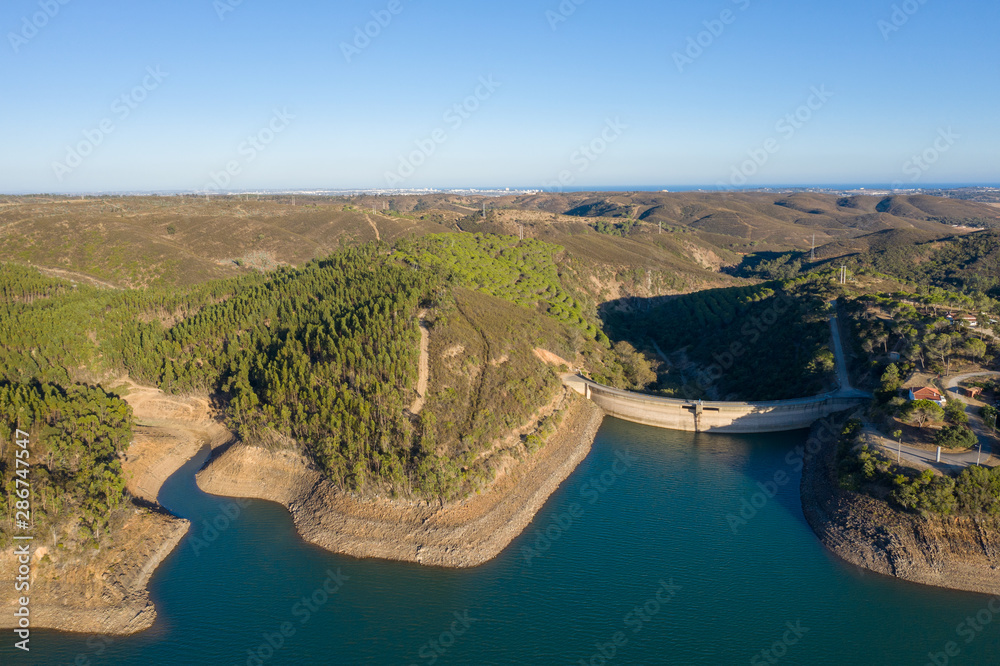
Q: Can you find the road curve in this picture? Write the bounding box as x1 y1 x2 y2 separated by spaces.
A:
874 371 998 472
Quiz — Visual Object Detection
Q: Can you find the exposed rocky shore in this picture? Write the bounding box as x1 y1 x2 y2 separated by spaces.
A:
0 509 189 636
0 383 231 636
196 392 605 568
801 419 1000 596
1 383 604 636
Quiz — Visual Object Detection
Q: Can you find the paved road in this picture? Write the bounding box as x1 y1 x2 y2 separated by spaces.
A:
872 432 991 471
871 371 998 471
828 301 873 399
945 371 999 465
944 371 1000 397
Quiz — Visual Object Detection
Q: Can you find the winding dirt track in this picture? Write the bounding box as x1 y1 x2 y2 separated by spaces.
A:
364 213 381 241
34 266 122 290
407 311 430 415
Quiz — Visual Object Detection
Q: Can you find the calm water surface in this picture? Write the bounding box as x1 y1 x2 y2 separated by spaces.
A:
5 418 999 665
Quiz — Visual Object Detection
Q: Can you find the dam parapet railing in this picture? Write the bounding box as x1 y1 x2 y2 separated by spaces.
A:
563 375 870 434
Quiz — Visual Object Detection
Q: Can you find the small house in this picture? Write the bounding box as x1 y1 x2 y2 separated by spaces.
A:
908 386 946 406
964 387 984 399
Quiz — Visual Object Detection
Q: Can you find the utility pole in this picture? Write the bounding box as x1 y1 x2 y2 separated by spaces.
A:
659 221 662 234
811 234 816 261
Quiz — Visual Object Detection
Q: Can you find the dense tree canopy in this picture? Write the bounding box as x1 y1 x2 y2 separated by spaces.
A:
0 382 131 546
605 278 835 400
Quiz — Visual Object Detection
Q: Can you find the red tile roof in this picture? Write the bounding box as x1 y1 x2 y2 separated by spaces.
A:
911 387 943 401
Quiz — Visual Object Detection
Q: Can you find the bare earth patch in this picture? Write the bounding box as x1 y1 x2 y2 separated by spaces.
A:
533 348 572 369
0 510 188 636
120 381 235 503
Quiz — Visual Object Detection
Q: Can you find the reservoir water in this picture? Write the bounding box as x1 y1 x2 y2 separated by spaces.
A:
6 418 1000 665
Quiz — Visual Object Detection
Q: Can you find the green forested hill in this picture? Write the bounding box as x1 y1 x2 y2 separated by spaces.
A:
395 234 607 344
605 278 836 400
2 194 998 556
842 231 1000 299
0 236 615 508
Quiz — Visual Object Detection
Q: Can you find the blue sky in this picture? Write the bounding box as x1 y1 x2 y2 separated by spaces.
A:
0 0 997 192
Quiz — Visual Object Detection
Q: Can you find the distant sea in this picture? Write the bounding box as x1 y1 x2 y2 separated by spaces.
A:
516 183 1000 193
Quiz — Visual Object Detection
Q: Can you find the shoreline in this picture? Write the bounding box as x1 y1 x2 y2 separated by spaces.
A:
801 418 1000 596
0 509 190 636
0 383 233 636
196 392 605 568
1 388 604 636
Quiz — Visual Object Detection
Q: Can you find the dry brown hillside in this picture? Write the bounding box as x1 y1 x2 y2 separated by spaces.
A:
1 191 996 290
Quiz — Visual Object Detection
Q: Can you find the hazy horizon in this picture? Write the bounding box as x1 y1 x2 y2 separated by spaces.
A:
5 183 999 197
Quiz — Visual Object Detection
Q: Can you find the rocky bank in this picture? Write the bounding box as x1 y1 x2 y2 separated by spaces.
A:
196 392 605 567
801 419 1000 596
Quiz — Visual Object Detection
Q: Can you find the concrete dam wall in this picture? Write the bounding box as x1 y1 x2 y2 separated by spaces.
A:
564 376 868 434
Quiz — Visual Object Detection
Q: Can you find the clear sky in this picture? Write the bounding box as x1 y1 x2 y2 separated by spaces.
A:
1 0 997 193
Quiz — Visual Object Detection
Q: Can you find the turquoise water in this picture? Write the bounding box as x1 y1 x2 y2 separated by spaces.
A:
5 417 1000 665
